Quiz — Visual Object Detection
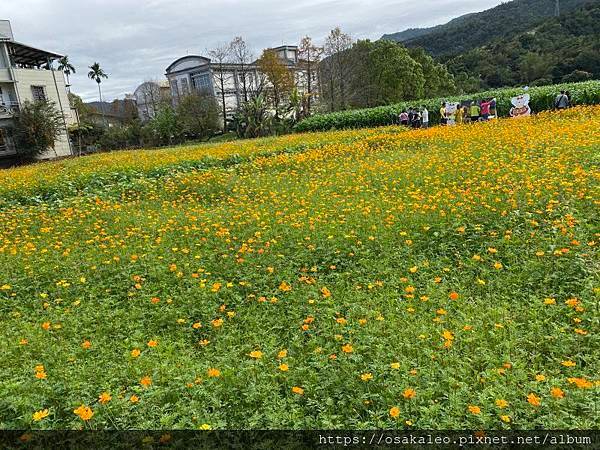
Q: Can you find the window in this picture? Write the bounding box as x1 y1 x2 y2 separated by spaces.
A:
192 73 211 93
31 85 47 102
0 128 7 151
170 80 178 97
179 78 189 96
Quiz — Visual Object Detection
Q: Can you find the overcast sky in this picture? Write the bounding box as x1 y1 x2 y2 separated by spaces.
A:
3 0 505 101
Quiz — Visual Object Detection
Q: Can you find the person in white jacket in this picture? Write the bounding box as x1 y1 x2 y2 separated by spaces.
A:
421 106 429 128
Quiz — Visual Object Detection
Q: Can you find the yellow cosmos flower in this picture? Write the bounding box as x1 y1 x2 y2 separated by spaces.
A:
32 409 49 422
73 405 93 421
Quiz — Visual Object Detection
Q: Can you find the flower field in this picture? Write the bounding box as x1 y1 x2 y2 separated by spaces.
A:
0 107 598 430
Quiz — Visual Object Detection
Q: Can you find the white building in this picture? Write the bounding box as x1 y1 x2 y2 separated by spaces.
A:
0 20 74 160
132 80 170 122
165 45 314 124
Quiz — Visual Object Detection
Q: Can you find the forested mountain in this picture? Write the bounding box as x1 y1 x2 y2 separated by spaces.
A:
448 2 600 88
381 13 475 43
382 0 591 57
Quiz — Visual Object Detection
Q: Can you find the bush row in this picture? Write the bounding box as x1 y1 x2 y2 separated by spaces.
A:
294 80 600 132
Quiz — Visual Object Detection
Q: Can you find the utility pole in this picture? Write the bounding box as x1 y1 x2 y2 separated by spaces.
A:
555 0 560 17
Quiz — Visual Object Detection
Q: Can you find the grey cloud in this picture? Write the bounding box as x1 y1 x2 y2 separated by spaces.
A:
3 0 504 101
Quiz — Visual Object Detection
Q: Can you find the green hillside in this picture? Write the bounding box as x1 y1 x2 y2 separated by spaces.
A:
448 2 600 88
383 0 591 58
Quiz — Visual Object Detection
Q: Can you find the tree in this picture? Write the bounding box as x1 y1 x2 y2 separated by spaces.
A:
232 94 272 139
13 100 64 159
57 56 76 90
229 36 253 102
145 106 181 146
323 27 353 111
177 92 220 139
257 49 294 120
408 47 456 98
298 36 323 116
87 62 109 125
208 43 232 130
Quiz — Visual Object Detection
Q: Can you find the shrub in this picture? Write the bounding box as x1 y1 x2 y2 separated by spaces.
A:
294 80 600 132
13 100 65 159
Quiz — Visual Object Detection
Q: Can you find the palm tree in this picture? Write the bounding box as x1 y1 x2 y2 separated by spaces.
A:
87 62 108 125
57 56 76 90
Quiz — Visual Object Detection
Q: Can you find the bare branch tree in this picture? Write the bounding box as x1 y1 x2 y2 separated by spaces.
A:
229 36 253 103
208 43 233 130
298 36 323 116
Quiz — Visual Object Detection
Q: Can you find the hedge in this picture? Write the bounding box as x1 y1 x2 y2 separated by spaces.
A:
294 80 600 133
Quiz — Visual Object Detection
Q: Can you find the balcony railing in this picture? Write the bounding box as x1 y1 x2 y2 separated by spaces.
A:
0 101 19 117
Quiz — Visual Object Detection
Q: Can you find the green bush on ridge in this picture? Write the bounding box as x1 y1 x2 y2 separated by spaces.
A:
294 80 600 132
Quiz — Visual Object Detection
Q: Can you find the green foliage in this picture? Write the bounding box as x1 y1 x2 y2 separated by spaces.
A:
321 39 454 111
294 80 600 132
13 100 65 159
447 3 600 89
232 95 273 139
176 93 220 140
390 0 590 57
142 106 183 147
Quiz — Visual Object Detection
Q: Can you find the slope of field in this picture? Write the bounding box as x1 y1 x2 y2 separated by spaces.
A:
0 107 599 429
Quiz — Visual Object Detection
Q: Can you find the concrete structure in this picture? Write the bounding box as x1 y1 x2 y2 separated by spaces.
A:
165 45 313 125
0 19 74 159
133 80 170 122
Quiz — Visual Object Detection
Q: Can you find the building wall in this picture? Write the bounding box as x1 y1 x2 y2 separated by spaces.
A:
13 68 74 158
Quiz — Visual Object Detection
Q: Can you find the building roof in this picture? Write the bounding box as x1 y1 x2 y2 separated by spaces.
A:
6 40 63 66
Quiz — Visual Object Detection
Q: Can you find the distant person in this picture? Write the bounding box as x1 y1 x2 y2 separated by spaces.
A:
412 108 422 128
489 98 497 118
421 106 429 128
555 90 570 109
455 105 464 124
470 101 480 122
440 102 447 125
399 110 409 126
480 98 492 120
463 105 471 124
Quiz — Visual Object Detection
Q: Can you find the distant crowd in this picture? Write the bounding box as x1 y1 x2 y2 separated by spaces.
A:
397 90 573 128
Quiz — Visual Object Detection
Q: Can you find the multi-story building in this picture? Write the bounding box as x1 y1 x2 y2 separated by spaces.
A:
165 45 314 124
0 19 74 159
132 80 171 122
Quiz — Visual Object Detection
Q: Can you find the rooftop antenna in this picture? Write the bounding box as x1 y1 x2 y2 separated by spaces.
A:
555 0 560 17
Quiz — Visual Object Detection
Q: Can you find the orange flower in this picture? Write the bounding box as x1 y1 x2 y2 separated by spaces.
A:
292 386 304 395
81 340 92 350
449 291 459 301
279 363 289 372
527 393 541 407
131 348 141 358
279 281 292 292
140 376 152 387
129 395 140 403
389 406 400 418
550 387 565 398
277 349 288 359
211 318 223 328
41 322 51 330
98 392 112 404
35 371 47 380
192 322 202 329
341 344 353 353
320 287 331 298
147 340 158 348
403 388 416 399
73 405 93 421
207 368 221 378
468 405 481 415
561 360 576 367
